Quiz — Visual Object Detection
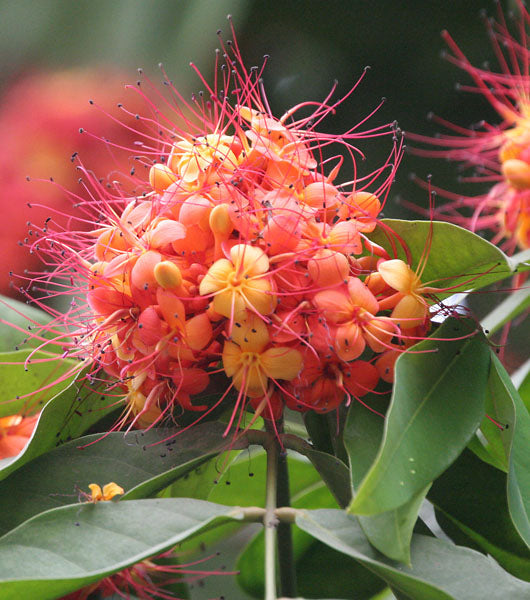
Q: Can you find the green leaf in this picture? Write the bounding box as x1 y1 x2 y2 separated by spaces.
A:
0 372 115 480
369 220 529 294
297 509 530 599
0 349 78 417
0 295 52 353
486 354 530 548
0 498 240 600
350 317 490 515
344 391 429 563
429 449 530 580
481 287 530 336
0 422 229 535
515 358 530 411
298 444 352 508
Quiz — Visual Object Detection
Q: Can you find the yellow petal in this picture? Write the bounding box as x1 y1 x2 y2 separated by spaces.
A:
233 363 268 398
230 244 269 275
213 289 247 321
378 259 420 294
199 259 233 295
231 314 270 352
242 278 277 316
261 347 302 381
102 482 125 500
222 340 242 377
391 294 428 329
88 483 103 502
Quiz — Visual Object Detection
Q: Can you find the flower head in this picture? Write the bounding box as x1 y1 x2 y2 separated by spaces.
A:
16 22 451 433
410 1 530 252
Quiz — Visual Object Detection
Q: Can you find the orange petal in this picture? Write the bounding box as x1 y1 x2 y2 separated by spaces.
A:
308 249 349 287
335 323 365 361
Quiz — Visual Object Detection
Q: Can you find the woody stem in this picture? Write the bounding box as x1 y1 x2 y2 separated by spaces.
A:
276 445 297 597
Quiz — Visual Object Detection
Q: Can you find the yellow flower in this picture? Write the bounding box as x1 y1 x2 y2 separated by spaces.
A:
222 314 302 397
88 482 124 502
199 244 277 321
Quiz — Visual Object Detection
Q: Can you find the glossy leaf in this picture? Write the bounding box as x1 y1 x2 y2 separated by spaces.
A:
429 449 530 580
0 422 229 535
369 220 530 294
0 349 77 417
350 318 489 515
302 446 352 508
297 508 530 599
0 498 239 600
0 372 115 480
345 392 429 562
515 358 530 411
486 354 530 548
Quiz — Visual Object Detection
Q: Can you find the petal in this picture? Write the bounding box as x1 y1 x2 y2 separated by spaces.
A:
185 313 213 350
222 340 242 377
328 221 362 254
391 294 428 329
347 277 379 314
364 316 397 352
313 288 351 323
88 484 103 501
242 277 277 316
244 364 269 398
261 347 303 381
308 249 349 287
199 259 233 295
157 288 185 330
131 250 162 291
335 323 365 361
230 244 269 275
231 313 270 352
102 482 124 500
145 219 186 248
213 289 246 321
343 361 379 397
378 259 419 294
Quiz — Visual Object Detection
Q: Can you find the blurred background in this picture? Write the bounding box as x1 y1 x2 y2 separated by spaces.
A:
0 0 504 297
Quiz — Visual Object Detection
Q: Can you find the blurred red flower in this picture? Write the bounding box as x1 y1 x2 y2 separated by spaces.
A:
0 69 141 296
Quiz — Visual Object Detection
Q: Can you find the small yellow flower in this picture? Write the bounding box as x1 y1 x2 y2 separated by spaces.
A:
87 482 124 502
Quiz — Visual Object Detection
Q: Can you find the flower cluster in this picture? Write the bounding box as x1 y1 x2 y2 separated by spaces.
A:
23 31 439 430
60 547 225 600
410 1 530 253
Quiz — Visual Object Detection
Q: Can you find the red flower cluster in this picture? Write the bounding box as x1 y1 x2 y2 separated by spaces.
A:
411 1 530 253
60 547 223 600
23 29 439 430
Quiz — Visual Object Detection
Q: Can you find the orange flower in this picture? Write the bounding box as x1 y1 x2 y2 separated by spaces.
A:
0 413 39 459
